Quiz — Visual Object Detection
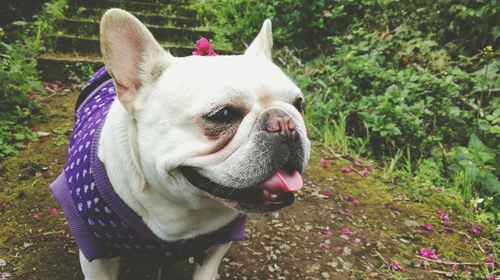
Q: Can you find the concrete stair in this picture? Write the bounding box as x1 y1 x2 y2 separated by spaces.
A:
38 0 234 81
65 8 199 27
68 0 196 16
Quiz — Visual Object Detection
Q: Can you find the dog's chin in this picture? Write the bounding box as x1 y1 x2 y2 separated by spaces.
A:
178 166 297 213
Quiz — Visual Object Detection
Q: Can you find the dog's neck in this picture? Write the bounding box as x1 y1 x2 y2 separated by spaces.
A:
98 100 238 241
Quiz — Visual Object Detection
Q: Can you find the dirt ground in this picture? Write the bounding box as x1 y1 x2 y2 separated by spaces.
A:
0 87 497 280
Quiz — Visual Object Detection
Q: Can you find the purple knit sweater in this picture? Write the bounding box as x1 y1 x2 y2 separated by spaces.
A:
51 67 246 262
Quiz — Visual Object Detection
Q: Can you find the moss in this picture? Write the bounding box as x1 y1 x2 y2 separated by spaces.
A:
0 92 81 279
306 152 496 279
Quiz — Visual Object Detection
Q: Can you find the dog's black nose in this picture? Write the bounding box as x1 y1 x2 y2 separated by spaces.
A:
263 109 298 140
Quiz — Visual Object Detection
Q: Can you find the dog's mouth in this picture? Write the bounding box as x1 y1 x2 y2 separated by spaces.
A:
178 166 303 213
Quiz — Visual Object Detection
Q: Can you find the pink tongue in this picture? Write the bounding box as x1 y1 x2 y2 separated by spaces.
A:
263 171 303 192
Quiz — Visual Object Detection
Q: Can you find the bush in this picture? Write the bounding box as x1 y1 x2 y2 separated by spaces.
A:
203 0 498 58
202 0 499 221
0 0 67 159
288 25 499 218
0 31 43 158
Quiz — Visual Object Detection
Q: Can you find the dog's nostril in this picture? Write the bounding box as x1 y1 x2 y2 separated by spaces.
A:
266 116 297 139
287 119 295 131
267 118 282 133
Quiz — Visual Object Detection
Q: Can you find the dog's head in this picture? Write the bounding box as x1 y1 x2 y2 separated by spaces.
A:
100 9 310 213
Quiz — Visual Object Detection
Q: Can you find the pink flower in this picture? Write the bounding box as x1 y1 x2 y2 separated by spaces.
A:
33 212 41 221
485 254 495 268
366 164 373 171
359 168 370 176
340 228 353 236
351 199 361 206
335 247 343 254
468 224 481 236
436 211 449 225
320 159 329 169
351 237 362 244
319 242 329 249
353 158 363 165
449 264 459 272
420 248 439 260
50 207 58 216
323 229 333 237
344 194 353 201
420 224 433 231
486 274 496 280
341 166 351 173
390 261 402 271
192 37 217 56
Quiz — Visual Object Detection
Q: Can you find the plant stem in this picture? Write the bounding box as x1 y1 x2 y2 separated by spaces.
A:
416 255 480 266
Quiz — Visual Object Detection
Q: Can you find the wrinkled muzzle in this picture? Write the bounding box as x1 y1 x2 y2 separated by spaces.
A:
180 108 308 213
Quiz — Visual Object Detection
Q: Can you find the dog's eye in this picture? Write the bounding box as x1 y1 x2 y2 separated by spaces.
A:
293 97 304 114
207 106 242 124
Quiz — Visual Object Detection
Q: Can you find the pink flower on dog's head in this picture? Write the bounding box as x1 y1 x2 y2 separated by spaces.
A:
193 37 217 56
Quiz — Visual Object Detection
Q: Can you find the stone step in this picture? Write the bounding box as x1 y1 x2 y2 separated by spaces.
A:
38 0 225 81
125 0 176 4
49 35 236 56
68 0 196 16
56 18 212 45
65 8 200 27
38 53 103 81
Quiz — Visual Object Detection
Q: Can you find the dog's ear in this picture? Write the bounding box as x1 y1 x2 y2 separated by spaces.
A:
100 8 171 112
244 19 273 60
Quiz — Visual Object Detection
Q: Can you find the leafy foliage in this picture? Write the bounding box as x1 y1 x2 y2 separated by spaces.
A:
0 35 43 159
203 0 499 222
203 0 498 58
0 0 67 159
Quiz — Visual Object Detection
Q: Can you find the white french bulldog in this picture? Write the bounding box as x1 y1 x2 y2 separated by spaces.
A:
80 8 310 279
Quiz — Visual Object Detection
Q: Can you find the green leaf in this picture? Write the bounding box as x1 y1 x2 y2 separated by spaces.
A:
478 119 491 131
14 133 26 140
468 134 485 151
477 173 500 197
